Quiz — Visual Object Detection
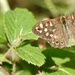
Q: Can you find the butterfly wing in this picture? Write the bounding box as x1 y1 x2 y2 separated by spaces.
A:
46 18 68 48
32 18 68 48
66 12 75 42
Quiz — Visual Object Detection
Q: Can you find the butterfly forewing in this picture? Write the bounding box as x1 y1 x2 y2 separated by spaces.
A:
32 18 68 48
32 18 54 40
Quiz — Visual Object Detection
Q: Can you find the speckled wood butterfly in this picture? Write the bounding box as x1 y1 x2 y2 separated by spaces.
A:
32 12 75 48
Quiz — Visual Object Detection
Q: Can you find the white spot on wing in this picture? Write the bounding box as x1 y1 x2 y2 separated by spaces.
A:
72 15 74 19
50 34 53 37
46 23 48 27
40 23 43 28
39 30 42 33
44 28 48 32
50 22 53 26
46 32 49 36
36 27 38 30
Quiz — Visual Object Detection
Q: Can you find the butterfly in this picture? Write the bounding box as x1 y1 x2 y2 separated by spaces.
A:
32 12 75 48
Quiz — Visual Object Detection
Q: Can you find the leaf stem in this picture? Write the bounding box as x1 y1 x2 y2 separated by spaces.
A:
0 45 14 64
11 62 16 75
58 68 72 75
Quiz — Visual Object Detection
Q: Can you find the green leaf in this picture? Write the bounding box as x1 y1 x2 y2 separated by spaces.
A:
61 67 75 75
15 44 46 67
0 15 6 43
15 70 32 75
43 47 75 69
42 68 73 75
42 47 75 75
52 57 70 65
42 65 75 75
4 8 37 45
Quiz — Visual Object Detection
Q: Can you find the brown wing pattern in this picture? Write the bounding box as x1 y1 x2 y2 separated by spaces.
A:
66 12 75 42
32 18 52 40
32 18 68 48
47 18 68 48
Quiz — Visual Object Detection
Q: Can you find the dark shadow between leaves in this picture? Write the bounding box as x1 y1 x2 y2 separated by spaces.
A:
42 47 75 59
42 46 75 70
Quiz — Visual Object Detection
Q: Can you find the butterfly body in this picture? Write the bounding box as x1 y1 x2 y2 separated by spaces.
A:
32 12 75 48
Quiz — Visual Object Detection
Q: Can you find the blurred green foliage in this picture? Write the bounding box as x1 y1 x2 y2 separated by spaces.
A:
0 0 75 75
